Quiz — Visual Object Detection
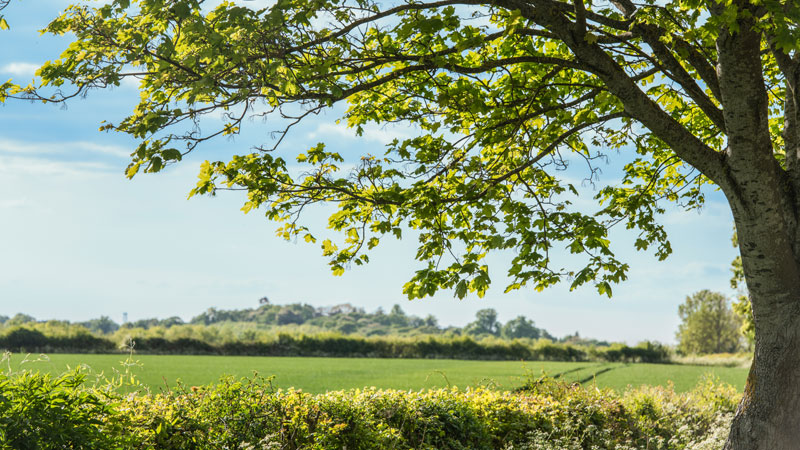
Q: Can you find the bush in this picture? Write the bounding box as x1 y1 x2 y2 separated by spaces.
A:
0 369 128 449
0 363 739 450
0 324 671 364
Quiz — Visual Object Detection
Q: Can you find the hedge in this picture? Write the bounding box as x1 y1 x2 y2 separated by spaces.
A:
0 369 738 449
0 326 670 363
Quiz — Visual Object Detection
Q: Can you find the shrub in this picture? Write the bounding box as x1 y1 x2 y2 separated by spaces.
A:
0 369 128 449
0 365 739 450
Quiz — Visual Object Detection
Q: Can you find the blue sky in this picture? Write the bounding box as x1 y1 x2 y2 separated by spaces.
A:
0 0 739 344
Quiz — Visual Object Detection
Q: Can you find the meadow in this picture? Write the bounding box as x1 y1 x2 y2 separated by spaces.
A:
5 353 749 393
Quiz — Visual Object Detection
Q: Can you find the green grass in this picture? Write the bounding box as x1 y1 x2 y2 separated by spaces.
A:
3 353 748 394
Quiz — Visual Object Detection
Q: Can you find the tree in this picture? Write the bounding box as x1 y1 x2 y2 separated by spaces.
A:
500 315 540 339
21 0 800 446
676 290 743 355
423 314 439 328
388 304 409 327
6 313 35 326
276 307 305 325
80 316 120 334
464 308 500 336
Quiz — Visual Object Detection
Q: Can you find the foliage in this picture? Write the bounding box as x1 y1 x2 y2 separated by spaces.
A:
0 367 127 449
0 325 115 354
0 319 670 363
0 363 740 450
671 352 752 369
0 1 8 52
2 302 554 342
500 316 542 340
730 295 754 348
25 0 743 302
676 290 743 355
464 308 502 336
5 313 35 327
79 315 121 335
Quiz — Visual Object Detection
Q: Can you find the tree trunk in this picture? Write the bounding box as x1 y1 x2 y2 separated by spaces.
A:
722 187 800 449
724 305 800 449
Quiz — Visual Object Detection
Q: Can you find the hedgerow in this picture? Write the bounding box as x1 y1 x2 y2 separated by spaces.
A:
0 324 670 363
0 362 738 449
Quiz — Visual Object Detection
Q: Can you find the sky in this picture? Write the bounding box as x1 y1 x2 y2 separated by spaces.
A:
0 0 739 344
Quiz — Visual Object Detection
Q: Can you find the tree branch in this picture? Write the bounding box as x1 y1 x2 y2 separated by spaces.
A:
501 0 730 189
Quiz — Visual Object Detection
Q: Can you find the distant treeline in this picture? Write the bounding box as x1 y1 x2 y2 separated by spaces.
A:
0 301 651 362
0 323 669 363
0 302 612 345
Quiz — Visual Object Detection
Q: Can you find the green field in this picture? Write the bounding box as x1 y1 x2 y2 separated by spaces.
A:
4 353 748 394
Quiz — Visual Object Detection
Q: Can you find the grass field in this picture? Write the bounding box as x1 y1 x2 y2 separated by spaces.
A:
3 353 749 394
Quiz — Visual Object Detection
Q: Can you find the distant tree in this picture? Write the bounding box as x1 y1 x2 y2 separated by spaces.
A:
190 308 218 325
423 315 438 328
276 307 305 325
677 290 743 355
336 320 357 334
327 303 362 316
6 313 35 326
80 316 119 334
0 315 9 325
388 304 409 327
465 309 500 336
500 316 540 340
160 316 184 328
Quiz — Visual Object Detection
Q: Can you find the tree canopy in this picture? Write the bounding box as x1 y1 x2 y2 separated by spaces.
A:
18 0 746 300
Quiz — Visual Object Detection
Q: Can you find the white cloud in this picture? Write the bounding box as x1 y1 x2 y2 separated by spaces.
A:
309 122 413 146
0 62 40 77
0 138 131 158
0 198 27 209
663 199 732 226
0 154 117 176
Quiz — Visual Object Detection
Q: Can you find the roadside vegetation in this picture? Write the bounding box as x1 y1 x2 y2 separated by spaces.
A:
0 355 739 450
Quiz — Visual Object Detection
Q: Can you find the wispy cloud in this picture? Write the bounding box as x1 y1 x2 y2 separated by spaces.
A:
0 138 131 159
0 198 27 209
0 62 40 77
309 122 414 146
0 155 118 176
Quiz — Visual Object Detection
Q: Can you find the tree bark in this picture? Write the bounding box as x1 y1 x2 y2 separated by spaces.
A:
722 160 800 449
723 290 800 449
